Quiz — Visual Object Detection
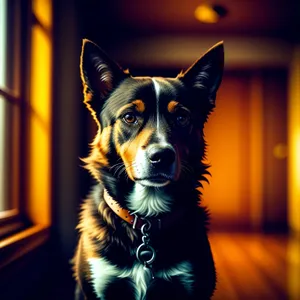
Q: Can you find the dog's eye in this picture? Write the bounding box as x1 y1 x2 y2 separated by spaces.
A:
176 112 190 127
123 113 138 125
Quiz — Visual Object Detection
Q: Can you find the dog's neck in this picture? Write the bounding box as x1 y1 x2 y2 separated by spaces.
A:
103 186 190 231
103 188 137 226
126 183 173 218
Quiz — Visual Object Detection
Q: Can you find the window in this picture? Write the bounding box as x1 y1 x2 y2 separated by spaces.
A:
0 0 52 261
0 0 23 237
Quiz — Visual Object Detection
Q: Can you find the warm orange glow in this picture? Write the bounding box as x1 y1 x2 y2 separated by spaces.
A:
249 76 264 230
194 4 219 24
287 235 300 298
288 45 300 234
32 0 52 30
202 77 249 228
273 143 288 159
28 0 52 225
210 233 297 299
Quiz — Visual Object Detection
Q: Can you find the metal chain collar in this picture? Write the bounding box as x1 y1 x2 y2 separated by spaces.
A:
135 219 156 279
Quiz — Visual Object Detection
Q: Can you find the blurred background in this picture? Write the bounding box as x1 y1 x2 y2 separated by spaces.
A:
0 0 299 299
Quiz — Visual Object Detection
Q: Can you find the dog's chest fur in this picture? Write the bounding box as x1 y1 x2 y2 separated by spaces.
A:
88 258 194 300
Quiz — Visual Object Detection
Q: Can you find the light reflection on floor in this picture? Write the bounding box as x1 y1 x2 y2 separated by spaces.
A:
209 232 300 300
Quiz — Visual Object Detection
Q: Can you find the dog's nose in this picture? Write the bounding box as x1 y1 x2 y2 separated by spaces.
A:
147 144 176 166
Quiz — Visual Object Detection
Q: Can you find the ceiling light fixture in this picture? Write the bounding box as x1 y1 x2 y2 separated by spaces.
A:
195 3 228 24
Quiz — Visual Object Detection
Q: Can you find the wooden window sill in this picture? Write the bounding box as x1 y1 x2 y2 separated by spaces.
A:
0 224 50 270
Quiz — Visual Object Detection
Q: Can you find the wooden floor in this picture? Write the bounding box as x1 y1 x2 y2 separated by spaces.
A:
209 233 300 300
28 232 300 300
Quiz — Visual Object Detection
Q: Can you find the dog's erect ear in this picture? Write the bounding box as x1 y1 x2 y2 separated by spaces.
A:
80 39 129 123
179 41 224 107
80 39 128 97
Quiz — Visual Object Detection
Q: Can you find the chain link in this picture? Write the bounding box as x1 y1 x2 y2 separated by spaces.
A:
135 219 156 279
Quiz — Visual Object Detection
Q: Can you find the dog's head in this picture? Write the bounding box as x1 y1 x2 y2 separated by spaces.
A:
81 39 223 216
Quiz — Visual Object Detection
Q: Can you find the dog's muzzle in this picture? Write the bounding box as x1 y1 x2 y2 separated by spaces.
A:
146 144 176 167
134 143 177 187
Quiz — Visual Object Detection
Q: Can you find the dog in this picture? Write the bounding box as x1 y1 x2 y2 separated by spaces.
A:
73 39 224 300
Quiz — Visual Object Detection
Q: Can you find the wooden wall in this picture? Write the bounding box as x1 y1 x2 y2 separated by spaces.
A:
202 70 288 231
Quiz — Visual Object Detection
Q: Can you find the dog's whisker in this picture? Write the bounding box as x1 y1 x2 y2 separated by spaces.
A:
115 166 126 178
109 163 124 174
113 161 136 179
111 164 126 177
109 162 123 171
181 160 194 175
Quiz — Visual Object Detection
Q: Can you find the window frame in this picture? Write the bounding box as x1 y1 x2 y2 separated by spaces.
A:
0 0 27 238
0 0 51 268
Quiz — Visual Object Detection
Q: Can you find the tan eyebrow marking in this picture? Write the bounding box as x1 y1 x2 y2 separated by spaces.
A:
116 104 132 117
132 99 145 113
116 100 146 117
167 100 179 113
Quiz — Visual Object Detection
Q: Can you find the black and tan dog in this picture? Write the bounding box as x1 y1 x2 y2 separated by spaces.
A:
73 39 224 300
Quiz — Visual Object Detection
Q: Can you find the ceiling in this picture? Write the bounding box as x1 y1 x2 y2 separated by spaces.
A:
79 0 300 42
